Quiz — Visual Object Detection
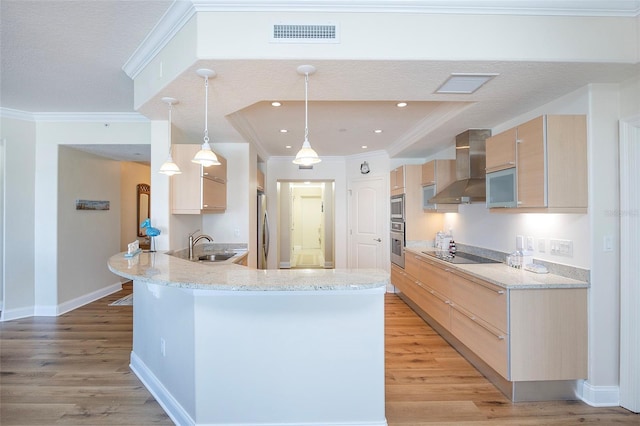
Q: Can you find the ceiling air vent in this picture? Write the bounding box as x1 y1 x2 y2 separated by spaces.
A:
271 23 340 43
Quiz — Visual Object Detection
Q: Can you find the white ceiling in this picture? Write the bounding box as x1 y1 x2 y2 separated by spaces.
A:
2 1 639 163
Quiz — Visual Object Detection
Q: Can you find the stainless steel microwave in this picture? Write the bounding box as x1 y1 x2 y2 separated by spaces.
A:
486 167 517 208
390 194 405 221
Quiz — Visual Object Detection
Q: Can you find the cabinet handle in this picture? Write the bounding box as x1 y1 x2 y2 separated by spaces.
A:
373 238 382 242
453 305 505 340
485 162 515 172
449 270 505 294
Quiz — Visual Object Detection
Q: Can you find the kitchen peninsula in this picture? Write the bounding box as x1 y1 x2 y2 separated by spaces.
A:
108 251 388 426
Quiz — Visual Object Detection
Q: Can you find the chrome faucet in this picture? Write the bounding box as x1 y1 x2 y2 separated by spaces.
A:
188 229 213 260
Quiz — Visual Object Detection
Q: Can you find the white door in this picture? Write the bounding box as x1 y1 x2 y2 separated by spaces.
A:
348 177 386 269
301 196 322 249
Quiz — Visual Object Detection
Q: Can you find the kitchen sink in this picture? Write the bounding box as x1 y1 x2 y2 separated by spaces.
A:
197 253 235 262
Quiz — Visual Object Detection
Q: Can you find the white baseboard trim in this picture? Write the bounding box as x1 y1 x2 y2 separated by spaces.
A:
578 381 620 407
130 351 195 426
279 261 291 269
1 305 35 322
32 281 124 317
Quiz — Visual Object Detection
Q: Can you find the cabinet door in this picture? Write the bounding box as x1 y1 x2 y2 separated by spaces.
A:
202 154 227 183
450 306 508 379
257 169 265 192
516 116 546 207
171 145 202 214
449 271 507 332
202 177 226 212
546 115 587 209
421 161 435 185
486 128 517 173
435 160 457 189
390 166 405 195
419 257 451 299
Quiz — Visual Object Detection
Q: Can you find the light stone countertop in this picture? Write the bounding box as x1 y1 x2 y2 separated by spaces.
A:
404 247 588 290
108 251 388 291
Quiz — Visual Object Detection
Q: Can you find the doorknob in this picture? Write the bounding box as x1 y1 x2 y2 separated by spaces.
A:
373 238 382 242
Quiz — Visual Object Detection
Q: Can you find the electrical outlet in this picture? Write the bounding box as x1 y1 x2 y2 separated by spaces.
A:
516 235 524 251
160 338 166 356
538 238 546 253
234 228 240 237
526 236 535 251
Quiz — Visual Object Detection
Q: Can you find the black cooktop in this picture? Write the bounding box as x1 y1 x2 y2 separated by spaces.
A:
422 251 500 265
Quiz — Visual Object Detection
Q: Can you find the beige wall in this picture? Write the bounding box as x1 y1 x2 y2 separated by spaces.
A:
57 147 122 305
120 162 151 251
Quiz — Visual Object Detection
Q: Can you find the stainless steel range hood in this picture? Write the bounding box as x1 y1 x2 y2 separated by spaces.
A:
428 129 491 204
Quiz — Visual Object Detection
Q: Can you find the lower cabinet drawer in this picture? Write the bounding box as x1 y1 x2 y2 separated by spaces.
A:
450 306 508 379
398 277 451 330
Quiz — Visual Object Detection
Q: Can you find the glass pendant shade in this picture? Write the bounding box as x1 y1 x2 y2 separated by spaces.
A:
192 141 220 167
159 97 181 176
293 138 321 165
159 153 181 176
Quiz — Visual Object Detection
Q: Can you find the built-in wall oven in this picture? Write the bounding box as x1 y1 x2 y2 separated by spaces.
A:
390 221 405 268
390 194 405 221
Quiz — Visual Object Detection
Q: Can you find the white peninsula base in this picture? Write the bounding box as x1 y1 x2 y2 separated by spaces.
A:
129 280 387 426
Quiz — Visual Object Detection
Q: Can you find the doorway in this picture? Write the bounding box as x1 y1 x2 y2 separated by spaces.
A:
277 180 334 269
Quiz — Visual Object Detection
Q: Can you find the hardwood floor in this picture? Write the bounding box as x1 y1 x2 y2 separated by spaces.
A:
1 288 637 425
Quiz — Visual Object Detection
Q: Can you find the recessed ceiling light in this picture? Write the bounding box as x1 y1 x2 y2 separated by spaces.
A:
374 129 383 134
361 145 368 149
285 145 292 149
280 129 288 133
436 73 498 94
271 101 282 107
396 102 408 108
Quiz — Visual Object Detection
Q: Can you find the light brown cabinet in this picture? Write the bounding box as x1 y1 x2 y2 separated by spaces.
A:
390 166 405 196
171 144 227 214
485 115 587 212
257 169 265 192
421 159 456 187
421 159 457 212
392 251 587 389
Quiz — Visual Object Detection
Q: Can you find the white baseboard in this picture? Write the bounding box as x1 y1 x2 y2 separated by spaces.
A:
130 352 195 426
279 261 291 269
1 305 35 322
578 381 620 407
32 281 124 317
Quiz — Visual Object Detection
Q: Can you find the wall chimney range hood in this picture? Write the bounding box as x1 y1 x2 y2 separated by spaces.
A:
428 129 491 204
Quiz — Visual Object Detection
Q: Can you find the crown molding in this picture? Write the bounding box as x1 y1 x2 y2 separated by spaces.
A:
122 0 197 79
190 0 640 16
1 108 150 123
0 107 35 121
33 112 150 123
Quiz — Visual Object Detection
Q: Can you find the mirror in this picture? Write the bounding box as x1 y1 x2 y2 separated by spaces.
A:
136 183 150 238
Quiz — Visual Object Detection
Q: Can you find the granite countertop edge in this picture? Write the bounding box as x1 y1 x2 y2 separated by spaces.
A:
404 247 588 290
108 252 389 292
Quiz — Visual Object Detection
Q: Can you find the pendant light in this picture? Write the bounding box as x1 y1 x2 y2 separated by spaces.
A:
192 68 221 167
158 97 181 176
293 64 321 166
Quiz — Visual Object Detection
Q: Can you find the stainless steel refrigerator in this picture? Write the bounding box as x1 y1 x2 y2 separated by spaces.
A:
257 192 270 269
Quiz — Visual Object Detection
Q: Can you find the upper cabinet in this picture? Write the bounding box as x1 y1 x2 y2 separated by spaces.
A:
421 160 458 212
257 168 265 192
171 144 227 214
390 166 405 196
485 115 587 212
